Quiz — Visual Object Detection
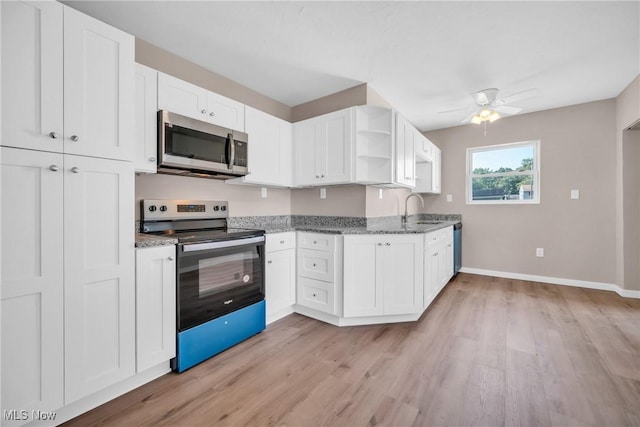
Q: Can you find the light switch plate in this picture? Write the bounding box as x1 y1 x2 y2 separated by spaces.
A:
261 187 268 198
446 194 453 202
571 189 579 199
379 189 383 199
536 248 544 257
320 188 326 199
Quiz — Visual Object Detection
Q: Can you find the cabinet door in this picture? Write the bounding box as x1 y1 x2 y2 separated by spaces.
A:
63 6 135 161
136 246 176 373
206 91 245 132
134 63 158 173
265 249 296 321
157 72 208 121
1 147 64 414
432 146 442 194
293 118 320 186
343 236 383 317
321 108 353 184
244 106 292 186
1 1 63 153
63 155 135 404
395 114 415 187
382 236 423 315
425 245 440 307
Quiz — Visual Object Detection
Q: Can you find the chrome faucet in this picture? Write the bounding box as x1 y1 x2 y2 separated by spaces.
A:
403 193 424 224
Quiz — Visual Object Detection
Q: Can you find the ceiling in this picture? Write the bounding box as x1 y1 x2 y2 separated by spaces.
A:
64 1 639 131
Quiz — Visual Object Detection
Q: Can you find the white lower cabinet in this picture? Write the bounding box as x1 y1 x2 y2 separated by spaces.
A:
63 155 135 404
265 233 296 323
343 234 423 317
1 147 65 415
424 227 453 308
135 245 176 373
296 233 342 315
1 147 136 416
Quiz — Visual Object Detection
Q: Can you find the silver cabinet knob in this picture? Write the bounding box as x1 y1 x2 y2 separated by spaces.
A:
321 174 325 178
49 132 59 139
267 260 273 264
315 175 320 178
313 263 317 267
377 243 383 246
433 253 438 257
201 109 207 114
313 241 317 244
70 135 79 142
149 157 156 162
209 112 215 117
49 165 59 172
70 167 80 173
168 256 174 261
385 242 391 246
280 240 285 244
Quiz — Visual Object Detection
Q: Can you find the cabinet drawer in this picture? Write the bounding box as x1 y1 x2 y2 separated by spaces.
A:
297 233 335 252
297 277 335 314
426 226 453 247
298 248 334 282
266 232 296 252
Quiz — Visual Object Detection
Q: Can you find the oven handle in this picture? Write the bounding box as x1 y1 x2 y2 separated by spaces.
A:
182 235 265 253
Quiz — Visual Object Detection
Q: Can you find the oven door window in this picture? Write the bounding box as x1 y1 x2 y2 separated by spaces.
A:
178 242 264 331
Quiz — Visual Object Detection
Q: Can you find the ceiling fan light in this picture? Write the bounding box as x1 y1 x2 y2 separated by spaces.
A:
489 111 500 123
479 109 491 119
471 115 482 125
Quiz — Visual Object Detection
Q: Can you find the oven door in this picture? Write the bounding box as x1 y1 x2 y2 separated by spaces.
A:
177 235 264 331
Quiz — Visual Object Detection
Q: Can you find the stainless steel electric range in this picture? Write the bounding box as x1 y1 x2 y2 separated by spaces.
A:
140 199 265 372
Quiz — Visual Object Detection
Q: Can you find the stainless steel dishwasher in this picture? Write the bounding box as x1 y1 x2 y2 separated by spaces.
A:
453 222 462 275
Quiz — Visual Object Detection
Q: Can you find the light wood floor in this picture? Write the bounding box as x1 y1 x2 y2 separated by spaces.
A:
65 273 640 427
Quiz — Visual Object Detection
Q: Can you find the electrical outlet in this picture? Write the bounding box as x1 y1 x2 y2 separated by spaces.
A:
320 188 326 199
379 189 383 199
571 189 580 199
446 194 453 202
261 187 268 198
536 248 544 257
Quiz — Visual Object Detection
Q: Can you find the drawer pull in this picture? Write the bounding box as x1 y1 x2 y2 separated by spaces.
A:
313 241 317 244
312 263 317 267
280 240 285 244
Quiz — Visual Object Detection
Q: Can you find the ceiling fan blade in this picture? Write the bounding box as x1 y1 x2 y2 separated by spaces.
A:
461 112 476 123
494 105 522 115
438 106 474 114
494 88 539 105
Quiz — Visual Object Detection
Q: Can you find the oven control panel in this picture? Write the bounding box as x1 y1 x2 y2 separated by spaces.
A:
142 199 228 221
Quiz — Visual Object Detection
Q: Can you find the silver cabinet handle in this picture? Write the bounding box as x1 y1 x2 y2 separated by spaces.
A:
49 132 59 139
209 112 215 117
168 256 174 261
49 165 59 172
149 157 156 162
267 260 272 264
201 109 207 114
70 167 80 173
70 135 79 142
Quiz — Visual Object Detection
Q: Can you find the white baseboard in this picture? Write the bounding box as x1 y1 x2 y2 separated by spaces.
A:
459 267 640 299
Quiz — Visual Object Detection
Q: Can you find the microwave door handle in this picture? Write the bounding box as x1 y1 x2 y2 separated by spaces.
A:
227 133 235 170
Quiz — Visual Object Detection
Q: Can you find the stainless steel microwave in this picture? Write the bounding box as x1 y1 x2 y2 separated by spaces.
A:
157 110 249 179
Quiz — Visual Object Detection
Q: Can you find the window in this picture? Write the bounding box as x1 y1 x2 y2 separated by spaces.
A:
466 140 540 204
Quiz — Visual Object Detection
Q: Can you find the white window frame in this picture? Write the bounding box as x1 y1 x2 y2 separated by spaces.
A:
466 140 541 205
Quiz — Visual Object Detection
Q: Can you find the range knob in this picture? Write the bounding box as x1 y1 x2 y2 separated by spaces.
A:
148 205 157 212
221 205 227 211
213 205 220 212
159 205 168 212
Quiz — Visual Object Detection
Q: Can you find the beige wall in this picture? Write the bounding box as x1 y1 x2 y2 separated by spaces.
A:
290 185 366 217
616 75 640 291
135 39 291 121
424 100 617 285
290 84 367 122
365 187 421 218
135 174 291 219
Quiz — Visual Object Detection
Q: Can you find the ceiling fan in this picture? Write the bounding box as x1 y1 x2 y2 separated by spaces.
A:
439 87 538 126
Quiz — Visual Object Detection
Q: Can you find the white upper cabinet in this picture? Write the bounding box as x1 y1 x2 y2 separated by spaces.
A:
432 145 442 194
395 114 416 187
294 107 353 186
414 143 442 194
1 1 63 153
1 147 65 416
63 6 134 161
1 2 135 161
228 106 292 187
157 72 245 132
134 63 158 173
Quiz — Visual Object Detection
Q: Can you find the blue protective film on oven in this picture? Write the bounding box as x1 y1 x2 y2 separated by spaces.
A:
174 300 266 372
